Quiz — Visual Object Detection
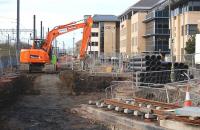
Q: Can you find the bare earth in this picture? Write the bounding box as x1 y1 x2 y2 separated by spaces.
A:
0 74 107 130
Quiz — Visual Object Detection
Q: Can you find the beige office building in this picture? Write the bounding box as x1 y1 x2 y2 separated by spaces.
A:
119 0 167 56
171 0 200 62
85 15 120 57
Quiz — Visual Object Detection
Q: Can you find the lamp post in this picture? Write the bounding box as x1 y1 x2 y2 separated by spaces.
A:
72 36 75 70
7 34 12 71
16 0 20 69
168 0 175 82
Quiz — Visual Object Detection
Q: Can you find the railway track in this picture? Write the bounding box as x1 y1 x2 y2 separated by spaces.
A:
89 98 200 126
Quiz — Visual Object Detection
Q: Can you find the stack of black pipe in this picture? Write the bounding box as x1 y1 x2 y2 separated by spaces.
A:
160 62 189 82
131 55 189 86
132 55 162 85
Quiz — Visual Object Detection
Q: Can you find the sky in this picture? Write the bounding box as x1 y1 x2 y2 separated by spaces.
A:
0 0 139 48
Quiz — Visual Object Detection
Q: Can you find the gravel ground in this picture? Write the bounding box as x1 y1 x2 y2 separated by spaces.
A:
0 74 107 130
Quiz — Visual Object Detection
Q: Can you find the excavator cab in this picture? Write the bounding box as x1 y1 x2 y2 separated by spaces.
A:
33 39 45 49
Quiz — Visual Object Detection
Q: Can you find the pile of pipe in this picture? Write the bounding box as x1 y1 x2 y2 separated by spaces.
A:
131 55 189 86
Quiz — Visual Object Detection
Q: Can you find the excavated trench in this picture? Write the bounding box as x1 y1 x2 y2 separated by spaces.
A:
59 70 129 95
0 72 109 130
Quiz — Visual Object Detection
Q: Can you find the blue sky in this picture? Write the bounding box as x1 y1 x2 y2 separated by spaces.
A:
0 0 139 48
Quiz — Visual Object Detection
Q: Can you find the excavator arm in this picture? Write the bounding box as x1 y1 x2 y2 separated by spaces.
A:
41 16 93 58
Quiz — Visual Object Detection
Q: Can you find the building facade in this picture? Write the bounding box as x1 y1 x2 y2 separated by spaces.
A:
119 0 170 56
143 2 170 53
131 12 147 54
119 14 131 55
86 15 120 57
170 0 200 61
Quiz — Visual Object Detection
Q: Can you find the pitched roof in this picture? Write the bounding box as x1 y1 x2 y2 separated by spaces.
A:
132 0 161 9
93 15 119 22
119 0 165 17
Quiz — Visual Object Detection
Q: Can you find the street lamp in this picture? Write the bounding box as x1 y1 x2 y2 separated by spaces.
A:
169 0 175 82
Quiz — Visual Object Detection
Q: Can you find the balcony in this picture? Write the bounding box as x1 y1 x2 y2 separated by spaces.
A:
144 29 170 37
144 10 169 23
155 28 170 35
144 11 155 22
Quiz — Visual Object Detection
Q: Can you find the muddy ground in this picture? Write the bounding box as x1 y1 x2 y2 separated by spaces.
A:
0 74 108 130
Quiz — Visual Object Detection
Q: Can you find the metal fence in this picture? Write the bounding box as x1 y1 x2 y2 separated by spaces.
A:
105 73 200 106
0 54 19 76
165 54 195 67
84 53 125 73
83 53 199 73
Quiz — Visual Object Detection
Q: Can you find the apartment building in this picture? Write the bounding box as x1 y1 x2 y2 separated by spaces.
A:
119 0 170 55
170 0 200 62
85 15 120 57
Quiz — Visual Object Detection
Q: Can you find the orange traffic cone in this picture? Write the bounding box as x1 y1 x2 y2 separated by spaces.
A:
184 86 192 107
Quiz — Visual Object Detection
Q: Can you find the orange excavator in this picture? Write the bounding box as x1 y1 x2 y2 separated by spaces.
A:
20 16 93 72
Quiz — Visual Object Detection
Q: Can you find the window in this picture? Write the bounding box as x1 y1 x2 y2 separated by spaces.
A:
155 19 169 34
146 21 154 35
145 37 154 51
132 24 135 32
91 32 98 37
135 37 138 46
135 23 138 32
91 42 98 46
155 36 169 52
186 1 200 11
88 51 98 58
100 22 104 53
92 22 99 28
171 1 200 16
132 37 135 46
193 6 200 11
132 37 138 46
186 24 198 35
181 25 184 36
132 22 138 32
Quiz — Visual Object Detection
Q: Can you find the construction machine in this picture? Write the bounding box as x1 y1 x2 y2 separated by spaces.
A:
20 16 93 72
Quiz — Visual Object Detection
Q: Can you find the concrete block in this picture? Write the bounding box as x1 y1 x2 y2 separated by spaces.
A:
88 100 95 105
189 116 199 120
134 111 144 116
139 103 145 107
96 101 101 107
124 109 133 114
147 104 155 109
156 106 162 110
115 106 123 112
145 114 157 119
99 102 107 108
130 101 138 106
125 100 131 104
108 105 115 110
